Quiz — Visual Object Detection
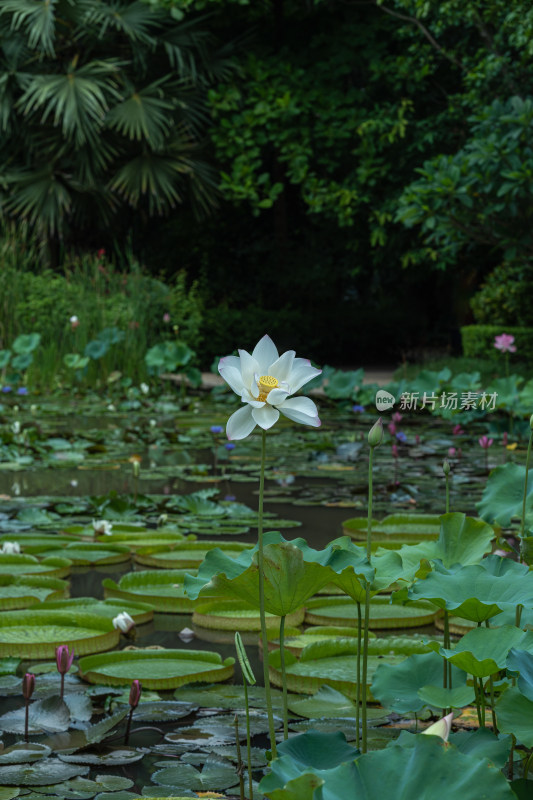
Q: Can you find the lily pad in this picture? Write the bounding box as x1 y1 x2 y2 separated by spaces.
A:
0 758 89 786
0 575 69 610
34 543 131 566
37 597 154 626
79 649 234 689
102 571 195 613
343 513 441 542
192 599 305 631
152 755 239 791
0 554 71 579
134 540 253 569
304 596 438 629
0 610 119 658
0 696 70 734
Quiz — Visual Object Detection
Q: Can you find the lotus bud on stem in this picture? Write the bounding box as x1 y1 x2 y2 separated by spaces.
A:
124 679 142 744
22 672 35 742
55 645 74 699
361 418 382 753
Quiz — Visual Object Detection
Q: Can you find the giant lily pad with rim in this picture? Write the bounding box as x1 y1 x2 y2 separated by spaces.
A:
0 610 120 658
102 570 195 613
0 554 71 579
304 596 439 629
134 540 253 569
35 597 154 625
78 648 235 690
192 599 305 631
30 542 131 566
0 575 69 611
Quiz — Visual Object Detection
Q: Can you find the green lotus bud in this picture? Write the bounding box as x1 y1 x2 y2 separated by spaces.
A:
443 458 450 475
368 417 384 448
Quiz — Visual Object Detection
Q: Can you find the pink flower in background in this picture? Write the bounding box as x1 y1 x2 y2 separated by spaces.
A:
163 313 171 323
391 444 399 458
494 333 516 353
388 422 396 436
448 447 456 457
479 435 494 450
452 424 464 436
391 412 403 424
502 432 508 446
97 248 106 259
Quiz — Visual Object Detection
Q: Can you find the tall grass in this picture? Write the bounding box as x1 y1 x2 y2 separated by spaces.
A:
0 225 203 391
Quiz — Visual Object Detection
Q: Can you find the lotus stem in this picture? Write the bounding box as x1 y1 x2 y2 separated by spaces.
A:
279 615 288 740
516 603 523 629
510 734 516 780
362 438 377 754
480 678 486 727
234 715 245 800
257 429 277 757
489 674 497 732
124 707 134 745
356 601 362 750
520 422 533 565
473 676 482 728
243 679 254 800
24 700 29 742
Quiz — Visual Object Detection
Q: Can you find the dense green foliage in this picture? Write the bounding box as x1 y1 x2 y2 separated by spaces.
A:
1 0 532 361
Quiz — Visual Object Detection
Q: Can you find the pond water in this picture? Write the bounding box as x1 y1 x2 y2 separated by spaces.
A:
0 391 521 795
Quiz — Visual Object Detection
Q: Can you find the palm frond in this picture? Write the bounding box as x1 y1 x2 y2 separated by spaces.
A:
105 76 176 148
0 0 58 56
16 59 123 146
78 0 161 46
1 167 73 236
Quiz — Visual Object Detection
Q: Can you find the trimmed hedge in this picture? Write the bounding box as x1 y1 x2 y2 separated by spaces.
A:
461 325 533 361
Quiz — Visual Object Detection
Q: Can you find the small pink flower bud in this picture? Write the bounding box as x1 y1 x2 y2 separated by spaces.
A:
129 679 142 710
56 645 74 675
22 673 35 700
391 444 399 458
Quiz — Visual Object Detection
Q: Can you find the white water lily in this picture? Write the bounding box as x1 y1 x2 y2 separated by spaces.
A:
218 335 322 440
92 519 113 535
112 611 135 633
140 382 150 395
1 541 20 554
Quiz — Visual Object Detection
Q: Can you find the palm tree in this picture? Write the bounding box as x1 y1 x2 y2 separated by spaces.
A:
0 0 233 253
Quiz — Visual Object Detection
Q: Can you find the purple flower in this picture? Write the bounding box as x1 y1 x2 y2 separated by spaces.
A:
225 442 236 451
479 435 494 450
396 432 407 443
17 387 28 395
210 425 223 434
1 386 12 393
352 404 365 413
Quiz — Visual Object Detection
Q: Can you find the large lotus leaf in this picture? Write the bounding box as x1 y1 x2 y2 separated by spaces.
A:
447 729 512 769
477 463 533 527
13 333 40 355
152 755 238 791
275 730 357 769
0 758 89 786
507 648 533 702
79 649 234 690
417 684 475 709
398 513 494 572
287 686 357 719
427 626 533 678
184 532 374 615
497 686 533 747
371 651 466 714
0 696 70 734
408 559 533 622
261 735 515 800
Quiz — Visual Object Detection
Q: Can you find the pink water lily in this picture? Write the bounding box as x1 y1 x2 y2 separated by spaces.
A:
218 335 321 440
479 435 494 449
494 333 516 353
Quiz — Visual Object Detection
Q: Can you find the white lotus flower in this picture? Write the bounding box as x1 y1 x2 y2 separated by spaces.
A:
218 335 321 441
1 541 20 554
11 421 20 435
112 611 135 633
422 711 454 742
140 382 150 395
92 519 113 535
178 627 195 643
